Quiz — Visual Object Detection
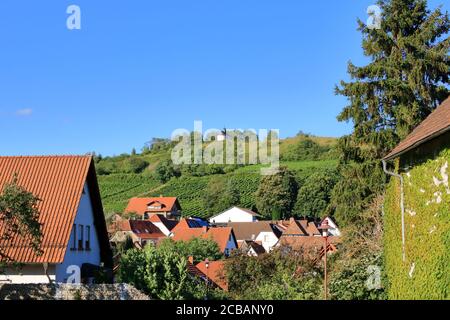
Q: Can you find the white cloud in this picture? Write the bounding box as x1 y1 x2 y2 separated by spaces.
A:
16 108 33 117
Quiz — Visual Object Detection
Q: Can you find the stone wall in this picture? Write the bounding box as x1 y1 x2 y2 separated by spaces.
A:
0 283 150 300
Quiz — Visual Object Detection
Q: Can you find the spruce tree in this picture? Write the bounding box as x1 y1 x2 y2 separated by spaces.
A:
332 0 449 225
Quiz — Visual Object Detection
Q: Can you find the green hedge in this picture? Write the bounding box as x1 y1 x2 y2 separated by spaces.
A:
384 149 450 299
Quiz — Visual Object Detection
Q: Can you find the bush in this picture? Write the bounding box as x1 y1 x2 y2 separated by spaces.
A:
225 248 321 300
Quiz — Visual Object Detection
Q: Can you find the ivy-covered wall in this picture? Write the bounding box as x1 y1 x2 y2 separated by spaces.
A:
384 147 450 300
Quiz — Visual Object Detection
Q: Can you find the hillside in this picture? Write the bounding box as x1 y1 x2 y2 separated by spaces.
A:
97 134 338 218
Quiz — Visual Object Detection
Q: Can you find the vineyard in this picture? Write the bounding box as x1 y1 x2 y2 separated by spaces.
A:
98 173 161 215
98 159 337 219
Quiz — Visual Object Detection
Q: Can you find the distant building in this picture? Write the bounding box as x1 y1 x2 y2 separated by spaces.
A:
196 260 228 291
275 218 340 257
110 219 166 248
0 156 112 284
125 197 182 220
238 240 267 257
148 214 179 236
171 219 238 256
209 207 260 224
227 221 281 253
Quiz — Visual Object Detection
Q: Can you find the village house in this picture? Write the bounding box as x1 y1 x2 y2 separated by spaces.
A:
196 260 228 291
109 219 166 248
238 240 267 257
125 196 182 220
382 96 450 298
227 221 282 253
209 206 260 224
171 219 238 256
0 156 112 284
186 257 228 291
275 218 340 255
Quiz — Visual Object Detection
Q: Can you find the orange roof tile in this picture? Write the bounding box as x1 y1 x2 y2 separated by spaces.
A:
125 197 180 216
196 260 228 291
0 156 112 265
172 225 235 253
384 96 450 160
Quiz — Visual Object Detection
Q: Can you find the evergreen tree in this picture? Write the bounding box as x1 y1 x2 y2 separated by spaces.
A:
332 0 449 225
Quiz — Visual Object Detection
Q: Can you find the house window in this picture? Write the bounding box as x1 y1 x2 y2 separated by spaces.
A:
72 224 77 250
225 248 230 256
78 225 84 250
85 226 91 250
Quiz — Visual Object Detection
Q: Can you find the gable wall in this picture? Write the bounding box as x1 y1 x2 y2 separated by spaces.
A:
55 183 102 283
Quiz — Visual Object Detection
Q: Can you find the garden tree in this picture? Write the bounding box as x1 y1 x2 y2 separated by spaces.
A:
203 178 240 215
255 167 299 220
225 248 321 300
124 157 148 174
294 169 339 218
118 244 225 300
0 174 43 264
158 237 223 264
154 160 180 183
331 0 450 225
131 148 137 156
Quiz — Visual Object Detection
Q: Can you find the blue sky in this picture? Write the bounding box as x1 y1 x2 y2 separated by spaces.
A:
0 0 448 156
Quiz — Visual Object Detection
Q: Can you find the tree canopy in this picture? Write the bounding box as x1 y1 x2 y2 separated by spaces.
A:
255 167 299 220
331 0 450 225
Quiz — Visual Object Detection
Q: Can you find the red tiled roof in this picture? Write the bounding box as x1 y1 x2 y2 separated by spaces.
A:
196 261 228 291
186 260 207 279
115 220 165 240
384 96 450 160
0 156 112 265
125 197 180 215
279 236 340 254
172 223 235 253
283 219 308 236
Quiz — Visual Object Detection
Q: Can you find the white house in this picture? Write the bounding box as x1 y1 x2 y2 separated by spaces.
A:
227 222 282 253
0 156 112 284
209 207 260 224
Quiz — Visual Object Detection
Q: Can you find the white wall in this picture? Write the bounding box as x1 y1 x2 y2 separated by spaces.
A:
0 183 103 284
256 232 279 252
152 222 171 236
210 207 256 224
0 265 56 284
323 217 341 236
55 183 102 283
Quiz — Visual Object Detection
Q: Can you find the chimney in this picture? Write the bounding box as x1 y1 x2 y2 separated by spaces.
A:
188 256 194 264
